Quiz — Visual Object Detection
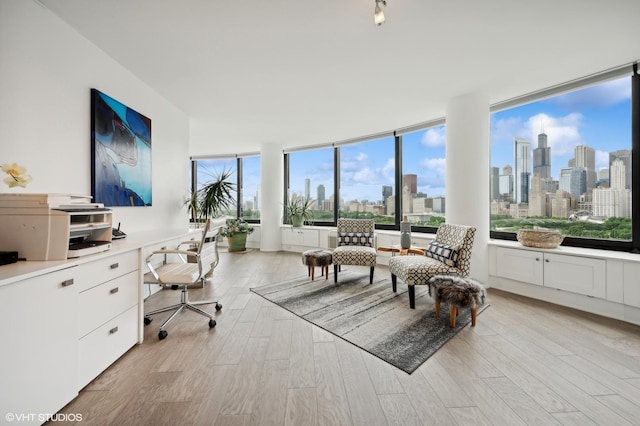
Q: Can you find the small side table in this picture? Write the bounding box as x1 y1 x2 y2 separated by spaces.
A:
301 249 333 280
378 245 425 256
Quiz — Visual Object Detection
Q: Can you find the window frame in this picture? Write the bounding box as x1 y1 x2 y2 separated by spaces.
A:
489 67 639 253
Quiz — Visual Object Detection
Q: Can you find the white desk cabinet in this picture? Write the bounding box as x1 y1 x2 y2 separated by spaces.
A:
77 250 139 388
0 266 79 419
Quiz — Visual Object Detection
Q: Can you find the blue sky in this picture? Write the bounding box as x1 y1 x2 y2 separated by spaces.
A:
491 77 631 179
206 77 632 207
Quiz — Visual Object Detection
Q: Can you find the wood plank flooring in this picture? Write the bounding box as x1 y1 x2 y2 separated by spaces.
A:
56 250 640 425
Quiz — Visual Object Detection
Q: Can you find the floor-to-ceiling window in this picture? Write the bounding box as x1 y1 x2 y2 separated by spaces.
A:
285 147 335 225
399 125 447 231
338 136 396 225
490 71 637 251
241 155 261 221
191 155 261 222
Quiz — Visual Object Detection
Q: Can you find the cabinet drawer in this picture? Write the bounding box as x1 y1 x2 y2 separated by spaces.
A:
75 250 139 292
78 271 138 338
78 305 138 389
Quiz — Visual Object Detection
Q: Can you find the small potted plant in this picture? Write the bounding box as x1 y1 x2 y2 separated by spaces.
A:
220 218 254 252
286 196 315 227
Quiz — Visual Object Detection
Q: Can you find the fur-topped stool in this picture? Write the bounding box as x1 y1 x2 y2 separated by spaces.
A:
302 249 333 281
428 275 486 328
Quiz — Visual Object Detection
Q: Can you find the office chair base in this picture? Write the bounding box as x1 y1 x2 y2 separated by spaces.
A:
144 286 222 340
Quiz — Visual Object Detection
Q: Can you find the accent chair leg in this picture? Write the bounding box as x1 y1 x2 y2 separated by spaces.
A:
435 299 440 317
369 266 374 284
311 267 315 281
334 265 338 283
307 266 311 278
471 307 477 327
391 274 397 292
409 285 415 309
449 304 457 328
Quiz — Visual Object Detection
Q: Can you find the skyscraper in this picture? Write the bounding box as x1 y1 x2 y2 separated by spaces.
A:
499 165 513 201
382 185 392 206
533 132 551 179
402 174 417 194
609 149 632 190
514 138 531 204
490 167 500 201
570 167 587 199
304 178 310 200
317 184 325 210
574 145 596 191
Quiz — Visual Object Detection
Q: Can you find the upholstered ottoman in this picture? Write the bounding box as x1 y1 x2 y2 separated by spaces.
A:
302 249 333 280
428 275 486 328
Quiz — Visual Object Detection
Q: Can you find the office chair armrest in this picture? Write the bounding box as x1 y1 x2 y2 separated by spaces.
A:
146 249 200 265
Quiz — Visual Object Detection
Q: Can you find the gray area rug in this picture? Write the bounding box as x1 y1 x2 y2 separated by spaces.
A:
250 269 488 374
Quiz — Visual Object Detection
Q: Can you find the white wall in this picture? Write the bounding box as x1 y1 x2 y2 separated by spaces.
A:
0 0 190 232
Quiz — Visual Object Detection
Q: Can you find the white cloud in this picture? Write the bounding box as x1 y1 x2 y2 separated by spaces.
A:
419 157 446 182
382 157 395 177
595 150 609 171
554 78 631 109
491 116 523 146
420 127 446 147
524 112 584 157
352 167 376 183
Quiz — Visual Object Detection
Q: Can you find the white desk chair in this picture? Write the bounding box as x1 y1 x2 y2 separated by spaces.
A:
143 217 226 340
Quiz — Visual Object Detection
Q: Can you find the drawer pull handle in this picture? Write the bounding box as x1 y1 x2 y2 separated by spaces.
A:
545 259 550 263
61 278 74 287
535 258 540 261
109 326 119 334
110 287 119 294
110 263 119 269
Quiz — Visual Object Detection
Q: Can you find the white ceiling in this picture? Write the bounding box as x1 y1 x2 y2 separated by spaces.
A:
41 0 640 153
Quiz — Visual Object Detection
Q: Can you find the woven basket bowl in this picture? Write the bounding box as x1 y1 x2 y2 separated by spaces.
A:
516 229 564 249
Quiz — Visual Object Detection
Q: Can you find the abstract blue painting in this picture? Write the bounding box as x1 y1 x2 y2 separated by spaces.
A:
91 89 152 206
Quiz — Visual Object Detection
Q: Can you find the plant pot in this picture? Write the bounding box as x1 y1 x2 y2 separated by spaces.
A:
291 216 304 228
227 232 248 252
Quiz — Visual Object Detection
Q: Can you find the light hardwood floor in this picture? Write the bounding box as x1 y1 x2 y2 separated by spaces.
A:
57 250 640 425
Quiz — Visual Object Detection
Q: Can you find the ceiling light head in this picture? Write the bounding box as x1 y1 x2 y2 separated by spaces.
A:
374 0 386 26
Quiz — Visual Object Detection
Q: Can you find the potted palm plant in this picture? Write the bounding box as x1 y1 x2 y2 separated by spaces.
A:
286 196 315 227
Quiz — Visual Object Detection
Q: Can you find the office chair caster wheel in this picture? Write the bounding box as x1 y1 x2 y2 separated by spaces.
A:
158 330 168 340
171 285 179 290
215 303 222 311
209 319 216 328
144 317 152 325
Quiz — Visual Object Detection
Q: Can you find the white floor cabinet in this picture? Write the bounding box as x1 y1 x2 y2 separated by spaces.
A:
490 241 640 326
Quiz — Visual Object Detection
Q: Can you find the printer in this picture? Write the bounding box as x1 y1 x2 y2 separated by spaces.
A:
0 193 113 261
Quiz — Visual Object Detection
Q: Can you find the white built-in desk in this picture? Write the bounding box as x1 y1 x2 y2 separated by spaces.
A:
0 228 200 425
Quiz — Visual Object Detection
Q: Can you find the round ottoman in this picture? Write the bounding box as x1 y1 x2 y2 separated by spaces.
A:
302 249 333 281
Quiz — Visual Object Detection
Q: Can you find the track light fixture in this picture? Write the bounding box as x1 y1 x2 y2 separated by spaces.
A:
374 0 386 26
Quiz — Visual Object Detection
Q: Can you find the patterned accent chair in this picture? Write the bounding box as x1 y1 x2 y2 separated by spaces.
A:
333 218 377 284
388 223 476 309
